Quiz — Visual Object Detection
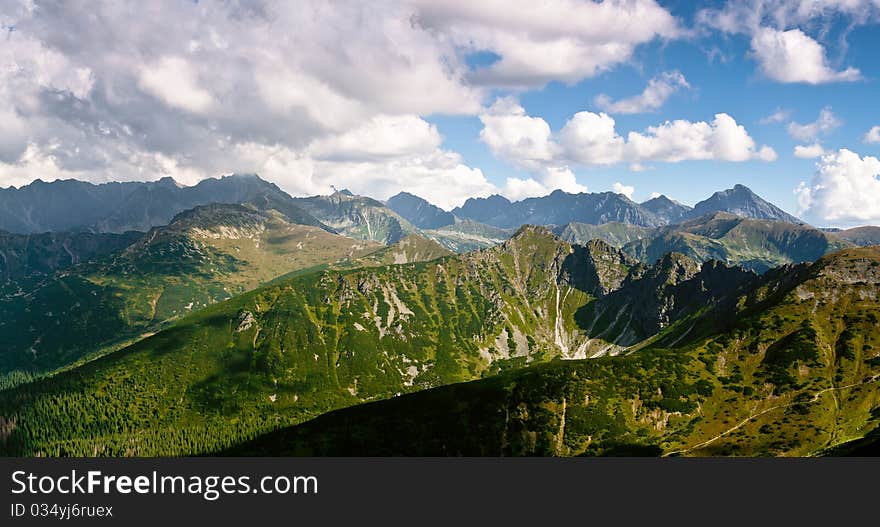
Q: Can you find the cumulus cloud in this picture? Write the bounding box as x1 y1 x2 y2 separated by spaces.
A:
479 98 558 169
558 111 625 165
612 182 635 199
750 28 861 84
0 1 498 206
138 57 216 114
794 143 826 159
787 107 841 141
795 148 880 226
865 126 880 144
480 99 777 175
594 71 689 114
697 1 871 84
626 113 778 162
413 0 680 88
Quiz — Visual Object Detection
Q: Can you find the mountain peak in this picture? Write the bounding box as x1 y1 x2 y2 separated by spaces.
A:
688 184 801 224
387 191 454 229
509 224 557 241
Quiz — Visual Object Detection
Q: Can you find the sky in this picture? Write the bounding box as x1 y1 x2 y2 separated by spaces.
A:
1 1 880 227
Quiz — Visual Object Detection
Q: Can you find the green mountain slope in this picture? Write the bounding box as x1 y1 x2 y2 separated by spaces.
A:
422 219 514 252
292 190 416 244
0 203 381 385
556 222 652 248
334 234 452 268
623 212 852 272
834 226 880 247
0 227 629 455
226 247 880 457
0 230 142 284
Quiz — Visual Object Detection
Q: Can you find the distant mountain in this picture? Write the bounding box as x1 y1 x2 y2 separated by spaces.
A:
0 230 141 283
334 234 452 268
292 190 416 244
686 184 802 224
640 195 692 223
386 192 455 230
449 194 512 225
0 201 382 383
622 212 852 272
422 219 514 253
0 174 316 234
452 190 664 229
834 226 880 247
555 222 652 248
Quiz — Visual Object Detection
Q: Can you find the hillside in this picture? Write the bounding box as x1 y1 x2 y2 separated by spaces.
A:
835 226 880 247
4 227 859 457
0 203 381 385
623 212 852 272
386 192 455 229
556 222 652 248
226 248 880 457
0 230 142 284
0 227 633 455
292 190 416 244
422 220 514 252
334 234 453 268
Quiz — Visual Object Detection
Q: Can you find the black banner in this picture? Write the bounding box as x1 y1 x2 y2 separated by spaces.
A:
1 457 877 525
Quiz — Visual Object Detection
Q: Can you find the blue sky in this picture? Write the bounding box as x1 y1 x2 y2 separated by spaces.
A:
428 3 880 217
2 1 880 226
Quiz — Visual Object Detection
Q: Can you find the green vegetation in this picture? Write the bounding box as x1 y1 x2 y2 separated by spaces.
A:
1 227 878 457
622 212 853 272
227 249 880 457
0 203 382 383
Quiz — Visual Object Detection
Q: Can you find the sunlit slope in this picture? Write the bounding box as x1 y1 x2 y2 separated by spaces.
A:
226 248 880 457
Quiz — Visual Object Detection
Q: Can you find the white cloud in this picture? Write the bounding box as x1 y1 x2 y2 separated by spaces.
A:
787 107 841 141
865 126 880 144
649 191 662 199
594 71 689 114
697 2 873 85
794 143 826 159
750 28 861 84
480 99 777 176
309 115 441 162
0 1 493 204
413 0 680 88
479 98 558 168
760 108 790 124
558 111 625 165
612 182 635 199
138 57 216 114
795 148 880 226
626 113 778 162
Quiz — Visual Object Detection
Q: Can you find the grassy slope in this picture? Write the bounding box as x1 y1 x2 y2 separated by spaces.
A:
623 213 852 272
0 204 381 383
226 247 880 457
556 222 652 248
0 227 601 455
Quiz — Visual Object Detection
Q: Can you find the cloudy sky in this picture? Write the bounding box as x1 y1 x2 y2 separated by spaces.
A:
2 0 880 226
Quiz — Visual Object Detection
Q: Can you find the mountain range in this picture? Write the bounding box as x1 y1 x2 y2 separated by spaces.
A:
2 228 878 456
0 173 878 457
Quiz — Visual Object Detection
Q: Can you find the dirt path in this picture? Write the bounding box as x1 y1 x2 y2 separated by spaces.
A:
664 373 880 456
